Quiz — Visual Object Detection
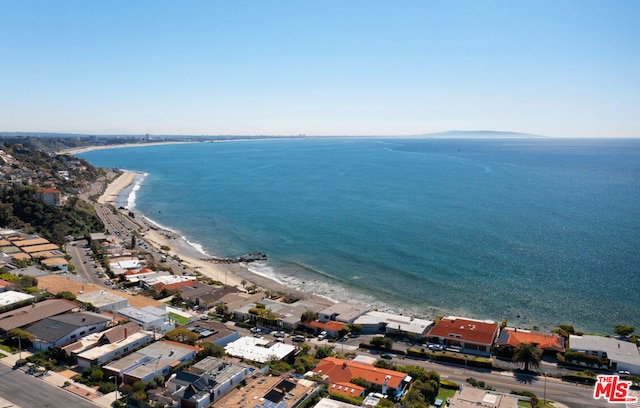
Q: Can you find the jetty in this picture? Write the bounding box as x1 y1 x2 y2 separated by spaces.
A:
200 251 267 264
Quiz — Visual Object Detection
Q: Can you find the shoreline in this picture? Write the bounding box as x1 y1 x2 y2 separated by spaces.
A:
99 171 334 306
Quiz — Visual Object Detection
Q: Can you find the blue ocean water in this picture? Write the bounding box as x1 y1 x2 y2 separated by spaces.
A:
78 138 640 334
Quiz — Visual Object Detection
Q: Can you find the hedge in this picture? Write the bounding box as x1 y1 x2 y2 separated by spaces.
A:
440 379 460 390
406 348 492 369
561 373 597 385
359 343 406 356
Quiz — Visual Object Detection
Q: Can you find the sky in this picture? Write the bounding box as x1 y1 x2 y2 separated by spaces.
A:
1 1 639 138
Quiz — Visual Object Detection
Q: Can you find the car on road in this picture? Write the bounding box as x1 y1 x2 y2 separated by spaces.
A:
292 335 306 342
274 331 285 338
380 353 394 360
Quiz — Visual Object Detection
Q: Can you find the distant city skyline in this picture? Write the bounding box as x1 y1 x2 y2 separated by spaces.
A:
1 1 638 138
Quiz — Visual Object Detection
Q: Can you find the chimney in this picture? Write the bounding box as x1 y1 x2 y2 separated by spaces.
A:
342 362 347 370
124 327 128 339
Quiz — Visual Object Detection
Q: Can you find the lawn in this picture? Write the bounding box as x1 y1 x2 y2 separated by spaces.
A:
168 312 190 325
435 387 456 402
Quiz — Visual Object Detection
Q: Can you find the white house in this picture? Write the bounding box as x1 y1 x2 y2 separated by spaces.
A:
569 335 640 375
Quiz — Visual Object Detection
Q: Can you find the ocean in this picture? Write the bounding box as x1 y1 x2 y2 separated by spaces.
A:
77 138 640 334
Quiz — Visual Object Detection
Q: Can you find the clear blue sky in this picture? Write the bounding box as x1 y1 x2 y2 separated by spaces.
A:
1 1 638 137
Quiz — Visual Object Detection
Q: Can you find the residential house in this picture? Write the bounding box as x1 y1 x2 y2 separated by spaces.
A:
318 302 369 324
103 340 198 384
354 311 433 340
77 290 129 312
180 321 239 347
167 357 250 407
116 305 175 333
220 374 318 408
40 257 69 273
0 290 35 309
0 298 77 334
312 357 412 400
0 279 15 292
234 298 326 331
75 323 153 368
180 283 239 310
35 188 61 205
224 336 296 364
426 316 499 357
448 386 520 407
568 335 640 374
27 311 113 350
494 327 565 356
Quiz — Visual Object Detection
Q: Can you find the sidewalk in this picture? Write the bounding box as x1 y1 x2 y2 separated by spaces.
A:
0 349 116 408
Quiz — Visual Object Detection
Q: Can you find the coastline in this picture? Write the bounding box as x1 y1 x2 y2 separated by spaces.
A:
99 171 333 306
62 141 196 155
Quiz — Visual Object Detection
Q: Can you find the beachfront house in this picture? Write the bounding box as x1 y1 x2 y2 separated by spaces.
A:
318 302 369 324
426 316 499 357
494 327 565 358
353 311 434 340
568 335 640 375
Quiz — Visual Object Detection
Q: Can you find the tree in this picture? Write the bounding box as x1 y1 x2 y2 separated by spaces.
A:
370 336 392 349
195 342 225 361
56 291 76 301
315 346 333 359
512 342 541 372
164 328 198 345
614 325 635 337
301 309 318 323
7 328 35 343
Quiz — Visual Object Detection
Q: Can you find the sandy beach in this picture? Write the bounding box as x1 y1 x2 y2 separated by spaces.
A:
63 141 195 156
98 171 325 303
98 170 138 205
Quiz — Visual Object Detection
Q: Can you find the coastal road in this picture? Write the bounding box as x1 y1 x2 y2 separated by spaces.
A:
0 364 96 408
393 356 610 408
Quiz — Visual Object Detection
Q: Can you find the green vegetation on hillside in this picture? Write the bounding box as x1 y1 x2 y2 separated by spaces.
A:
0 186 102 244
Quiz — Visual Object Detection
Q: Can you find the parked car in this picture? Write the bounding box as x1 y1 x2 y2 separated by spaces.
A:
380 353 394 360
292 335 306 342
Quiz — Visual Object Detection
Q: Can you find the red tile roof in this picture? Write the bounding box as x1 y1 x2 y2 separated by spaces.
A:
309 320 346 332
329 381 365 397
496 328 565 352
312 357 407 390
152 280 196 292
427 317 499 345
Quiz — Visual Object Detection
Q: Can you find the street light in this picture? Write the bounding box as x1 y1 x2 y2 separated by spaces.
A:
12 336 22 360
109 375 118 402
543 371 547 404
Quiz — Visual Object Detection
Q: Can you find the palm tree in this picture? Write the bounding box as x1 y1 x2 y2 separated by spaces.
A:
512 342 541 372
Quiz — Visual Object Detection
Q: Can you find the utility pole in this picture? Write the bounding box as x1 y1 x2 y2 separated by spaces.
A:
109 375 118 403
13 336 22 360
